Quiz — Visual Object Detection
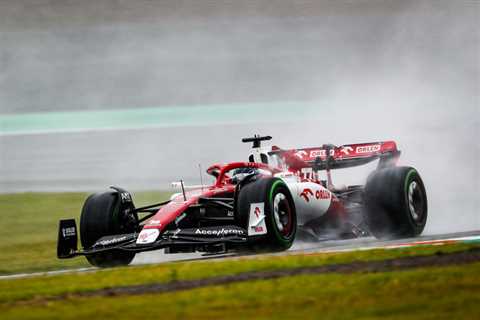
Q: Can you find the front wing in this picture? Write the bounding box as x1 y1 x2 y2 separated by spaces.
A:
57 219 248 258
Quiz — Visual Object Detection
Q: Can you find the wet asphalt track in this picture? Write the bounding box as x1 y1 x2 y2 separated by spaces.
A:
2 230 479 280
132 230 480 265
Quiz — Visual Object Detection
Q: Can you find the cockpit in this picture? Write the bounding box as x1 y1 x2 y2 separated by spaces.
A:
229 167 272 185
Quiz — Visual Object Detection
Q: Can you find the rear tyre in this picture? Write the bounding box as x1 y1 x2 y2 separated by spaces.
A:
236 178 297 251
364 166 427 239
80 191 137 267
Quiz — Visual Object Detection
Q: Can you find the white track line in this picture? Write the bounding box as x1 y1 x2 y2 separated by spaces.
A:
1 231 479 281
0 268 95 280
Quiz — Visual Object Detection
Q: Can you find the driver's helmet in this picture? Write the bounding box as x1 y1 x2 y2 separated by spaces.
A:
230 167 258 184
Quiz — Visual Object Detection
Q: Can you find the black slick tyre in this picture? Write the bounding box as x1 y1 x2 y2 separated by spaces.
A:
364 166 428 239
80 191 137 267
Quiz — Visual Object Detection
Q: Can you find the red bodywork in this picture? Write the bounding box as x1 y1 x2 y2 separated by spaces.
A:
142 141 399 234
143 162 279 233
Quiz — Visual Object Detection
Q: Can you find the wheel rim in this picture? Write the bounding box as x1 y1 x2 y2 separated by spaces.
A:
408 181 425 223
273 192 293 237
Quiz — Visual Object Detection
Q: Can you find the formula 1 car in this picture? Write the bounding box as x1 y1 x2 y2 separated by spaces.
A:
57 135 427 267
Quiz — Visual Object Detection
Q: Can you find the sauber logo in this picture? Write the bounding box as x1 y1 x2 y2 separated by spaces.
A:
300 188 330 202
356 144 381 154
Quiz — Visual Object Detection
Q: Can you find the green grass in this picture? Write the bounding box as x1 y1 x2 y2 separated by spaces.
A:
1 192 479 319
0 191 171 275
0 242 477 304
1 262 479 320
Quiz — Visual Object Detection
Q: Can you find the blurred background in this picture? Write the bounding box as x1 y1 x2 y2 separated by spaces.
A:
0 0 478 233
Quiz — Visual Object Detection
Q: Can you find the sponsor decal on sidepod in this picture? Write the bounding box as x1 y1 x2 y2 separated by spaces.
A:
300 188 330 202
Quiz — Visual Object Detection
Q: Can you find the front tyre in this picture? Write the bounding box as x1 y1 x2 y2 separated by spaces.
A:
364 166 428 239
80 190 138 267
236 178 297 251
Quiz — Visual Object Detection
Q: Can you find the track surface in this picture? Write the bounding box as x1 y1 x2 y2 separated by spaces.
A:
2 230 479 280
132 230 480 265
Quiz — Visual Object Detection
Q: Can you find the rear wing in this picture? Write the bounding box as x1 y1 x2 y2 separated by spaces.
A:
273 141 400 171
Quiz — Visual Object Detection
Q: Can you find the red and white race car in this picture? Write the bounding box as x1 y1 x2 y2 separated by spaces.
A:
58 135 427 267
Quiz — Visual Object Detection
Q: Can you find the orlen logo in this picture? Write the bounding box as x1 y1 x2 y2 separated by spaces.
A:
309 149 334 158
316 190 330 200
300 188 330 202
356 144 381 154
295 150 308 159
254 207 261 218
340 146 354 155
300 188 314 202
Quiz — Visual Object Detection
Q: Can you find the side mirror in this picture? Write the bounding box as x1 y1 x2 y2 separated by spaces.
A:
206 164 222 177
